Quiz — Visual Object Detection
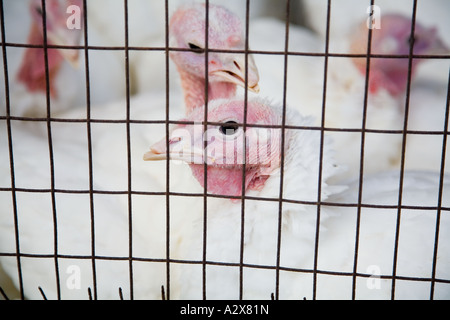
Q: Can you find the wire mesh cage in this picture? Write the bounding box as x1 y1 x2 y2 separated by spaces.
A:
0 0 449 300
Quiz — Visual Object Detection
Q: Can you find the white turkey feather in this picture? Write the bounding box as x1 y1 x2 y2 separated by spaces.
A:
0 91 201 299
152 98 450 299
249 18 403 181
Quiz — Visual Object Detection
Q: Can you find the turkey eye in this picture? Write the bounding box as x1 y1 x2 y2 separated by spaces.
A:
188 43 204 53
36 7 43 16
220 121 239 136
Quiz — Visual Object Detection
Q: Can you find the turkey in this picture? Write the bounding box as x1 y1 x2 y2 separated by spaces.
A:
249 13 449 180
144 97 450 299
1 0 86 117
168 2 260 113
347 10 450 175
1 0 136 117
87 1 260 118
1 0 265 118
0 90 194 300
0 2 262 299
97 0 274 100
299 0 450 50
135 2 260 114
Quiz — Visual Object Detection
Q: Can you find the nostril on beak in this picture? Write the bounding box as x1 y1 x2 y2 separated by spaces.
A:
169 137 182 144
233 61 241 71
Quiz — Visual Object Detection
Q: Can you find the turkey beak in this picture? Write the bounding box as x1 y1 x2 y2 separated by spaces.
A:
47 28 81 68
143 138 170 161
210 54 260 93
144 131 206 164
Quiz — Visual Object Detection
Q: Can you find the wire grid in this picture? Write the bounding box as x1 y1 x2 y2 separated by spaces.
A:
0 0 449 300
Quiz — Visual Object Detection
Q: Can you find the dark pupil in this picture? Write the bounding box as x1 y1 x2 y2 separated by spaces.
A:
188 43 203 53
36 7 43 16
220 121 239 135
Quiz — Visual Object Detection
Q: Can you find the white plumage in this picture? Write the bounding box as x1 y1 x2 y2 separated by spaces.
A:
0 90 201 299
144 98 450 299
0 1 265 300
124 0 275 96
1 0 276 118
2 94 448 299
301 0 450 48
250 18 403 180
298 0 450 174
1 1 449 301
1 0 129 117
401 61 450 173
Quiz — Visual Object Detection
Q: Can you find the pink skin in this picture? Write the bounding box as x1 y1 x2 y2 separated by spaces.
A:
169 4 260 113
144 99 282 197
17 0 83 97
350 14 449 96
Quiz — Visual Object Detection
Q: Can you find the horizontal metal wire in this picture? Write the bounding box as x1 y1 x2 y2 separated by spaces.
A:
0 186 449 212
1 41 450 60
1 116 449 136
1 251 449 286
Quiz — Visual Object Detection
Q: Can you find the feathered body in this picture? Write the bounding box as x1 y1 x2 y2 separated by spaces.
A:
250 18 402 180
0 91 199 299
1 1 449 301
145 98 450 299
250 15 448 180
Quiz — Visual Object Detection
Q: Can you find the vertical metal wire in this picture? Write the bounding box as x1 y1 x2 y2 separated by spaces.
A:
352 0 376 300
311 0 332 300
0 286 8 300
202 0 210 300
391 0 419 300
38 286 48 300
123 0 134 300
274 0 291 301
238 0 251 300
164 0 171 301
40 0 62 300
430 70 450 299
81 0 98 300
0 0 24 301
